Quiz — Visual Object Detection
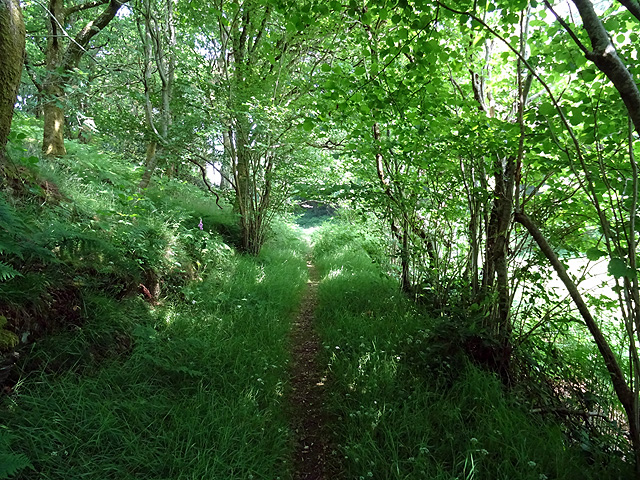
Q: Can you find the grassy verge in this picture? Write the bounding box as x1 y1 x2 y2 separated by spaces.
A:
2 223 307 479
312 221 632 480
1 118 309 479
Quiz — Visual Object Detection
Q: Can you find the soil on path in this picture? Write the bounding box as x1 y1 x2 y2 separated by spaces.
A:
288 259 337 480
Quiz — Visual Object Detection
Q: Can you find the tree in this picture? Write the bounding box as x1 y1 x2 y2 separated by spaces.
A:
40 0 129 156
0 0 25 171
175 0 329 254
136 0 175 190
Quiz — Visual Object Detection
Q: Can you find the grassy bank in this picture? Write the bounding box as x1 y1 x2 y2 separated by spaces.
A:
3 229 307 479
312 221 632 480
1 119 308 479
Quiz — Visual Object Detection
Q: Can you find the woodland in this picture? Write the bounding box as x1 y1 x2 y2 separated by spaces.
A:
1 0 640 478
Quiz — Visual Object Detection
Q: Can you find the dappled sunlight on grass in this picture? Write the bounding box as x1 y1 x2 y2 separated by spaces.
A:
299 225 321 246
326 267 344 279
4 220 309 479
311 220 633 480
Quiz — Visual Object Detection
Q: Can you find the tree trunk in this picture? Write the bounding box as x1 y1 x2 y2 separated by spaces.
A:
42 0 129 156
41 0 65 156
0 0 25 170
42 82 67 156
482 155 516 341
139 141 157 190
221 128 233 189
137 0 175 189
401 223 411 292
236 145 254 252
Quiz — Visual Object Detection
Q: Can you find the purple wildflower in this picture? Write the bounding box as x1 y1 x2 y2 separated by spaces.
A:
198 218 203 230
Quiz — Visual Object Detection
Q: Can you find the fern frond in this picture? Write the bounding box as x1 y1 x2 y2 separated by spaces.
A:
0 453 32 478
0 430 31 479
0 263 21 282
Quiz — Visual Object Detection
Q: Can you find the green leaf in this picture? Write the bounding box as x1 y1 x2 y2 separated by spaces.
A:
581 69 597 82
586 248 606 261
539 103 556 116
302 118 314 132
321 63 331 72
354 66 366 75
608 258 636 279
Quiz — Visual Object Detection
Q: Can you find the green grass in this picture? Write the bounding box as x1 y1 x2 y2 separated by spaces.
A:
2 224 307 479
312 221 632 480
1 118 310 479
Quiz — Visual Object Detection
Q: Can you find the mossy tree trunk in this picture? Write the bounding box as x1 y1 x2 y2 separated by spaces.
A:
41 0 129 157
0 0 25 171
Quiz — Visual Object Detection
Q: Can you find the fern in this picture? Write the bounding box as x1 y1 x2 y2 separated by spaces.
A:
0 430 31 479
0 262 21 283
0 454 31 479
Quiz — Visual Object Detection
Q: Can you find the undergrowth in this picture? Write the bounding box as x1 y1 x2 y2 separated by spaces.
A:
2 226 307 479
0 116 308 479
312 221 632 480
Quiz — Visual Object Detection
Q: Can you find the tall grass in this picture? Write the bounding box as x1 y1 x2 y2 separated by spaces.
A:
2 224 307 479
312 221 632 480
1 118 309 479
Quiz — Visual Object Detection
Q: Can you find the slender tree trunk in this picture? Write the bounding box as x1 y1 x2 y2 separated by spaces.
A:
515 211 640 475
469 196 481 296
221 128 233 189
0 0 25 170
42 0 66 156
482 155 516 340
401 222 411 292
236 144 254 252
137 0 175 190
139 141 157 190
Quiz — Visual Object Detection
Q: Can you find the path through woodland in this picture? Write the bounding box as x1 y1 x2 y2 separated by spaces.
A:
288 259 336 479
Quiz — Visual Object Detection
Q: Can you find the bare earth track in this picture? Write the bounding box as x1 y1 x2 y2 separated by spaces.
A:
288 260 337 480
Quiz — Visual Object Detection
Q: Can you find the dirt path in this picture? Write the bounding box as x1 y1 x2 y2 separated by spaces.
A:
288 259 335 480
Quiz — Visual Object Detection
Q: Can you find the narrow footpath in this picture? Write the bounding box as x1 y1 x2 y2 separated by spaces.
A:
288 259 335 480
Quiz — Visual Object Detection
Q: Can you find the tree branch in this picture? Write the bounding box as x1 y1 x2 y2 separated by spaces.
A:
24 52 43 92
618 0 640 22
185 157 223 209
64 0 109 16
62 0 130 70
514 211 635 423
542 0 589 54
571 0 640 135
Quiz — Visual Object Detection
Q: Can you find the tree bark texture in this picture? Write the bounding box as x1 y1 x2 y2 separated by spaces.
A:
482 156 516 344
0 0 25 168
138 141 157 190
